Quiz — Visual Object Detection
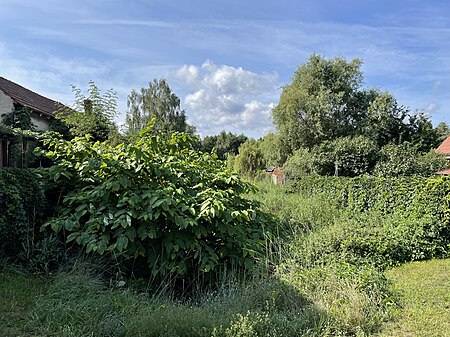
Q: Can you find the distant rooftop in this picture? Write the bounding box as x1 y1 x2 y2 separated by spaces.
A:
0 77 59 117
436 168 450 175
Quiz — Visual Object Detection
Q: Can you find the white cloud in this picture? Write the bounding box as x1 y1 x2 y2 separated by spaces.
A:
176 60 279 137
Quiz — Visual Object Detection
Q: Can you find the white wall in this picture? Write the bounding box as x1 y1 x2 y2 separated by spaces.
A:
30 113 51 131
0 90 14 120
0 90 51 131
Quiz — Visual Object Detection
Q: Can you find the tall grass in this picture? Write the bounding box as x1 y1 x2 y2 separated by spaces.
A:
2 179 418 336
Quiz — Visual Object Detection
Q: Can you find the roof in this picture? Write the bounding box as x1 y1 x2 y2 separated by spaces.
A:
0 77 59 118
436 168 450 175
436 135 450 156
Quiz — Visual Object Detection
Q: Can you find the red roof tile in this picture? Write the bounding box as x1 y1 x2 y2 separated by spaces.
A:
437 136 450 155
436 168 450 175
0 77 59 117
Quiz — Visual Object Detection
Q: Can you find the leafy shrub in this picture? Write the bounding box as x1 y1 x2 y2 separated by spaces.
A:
284 136 378 178
314 135 379 177
41 127 272 283
0 168 47 256
374 142 448 177
283 148 316 179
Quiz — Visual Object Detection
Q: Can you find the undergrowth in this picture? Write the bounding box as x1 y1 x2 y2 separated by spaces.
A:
3 176 449 336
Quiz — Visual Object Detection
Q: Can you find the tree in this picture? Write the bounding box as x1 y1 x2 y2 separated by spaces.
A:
283 148 316 179
272 54 440 154
259 132 289 167
125 79 195 139
314 136 379 176
373 142 448 177
434 122 450 144
201 131 248 160
56 81 119 142
272 54 364 151
233 139 266 177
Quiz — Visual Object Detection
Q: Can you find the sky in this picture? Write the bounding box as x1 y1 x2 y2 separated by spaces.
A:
1 0 450 138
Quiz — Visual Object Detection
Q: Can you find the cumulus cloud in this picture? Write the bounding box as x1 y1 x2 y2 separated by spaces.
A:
176 60 279 137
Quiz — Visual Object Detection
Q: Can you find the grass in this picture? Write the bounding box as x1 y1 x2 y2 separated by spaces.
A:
0 271 47 336
1 180 449 336
0 266 330 337
378 259 450 337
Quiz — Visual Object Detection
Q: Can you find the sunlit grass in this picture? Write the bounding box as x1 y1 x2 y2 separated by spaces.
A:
378 259 450 337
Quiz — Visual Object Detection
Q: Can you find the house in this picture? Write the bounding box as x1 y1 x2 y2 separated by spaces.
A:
265 167 285 185
0 77 59 167
436 135 450 175
0 77 59 131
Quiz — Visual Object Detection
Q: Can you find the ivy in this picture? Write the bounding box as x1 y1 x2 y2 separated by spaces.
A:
0 168 47 256
289 175 450 263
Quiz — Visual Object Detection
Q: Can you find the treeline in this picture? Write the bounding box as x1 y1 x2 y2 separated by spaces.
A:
232 55 450 177
5 54 448 177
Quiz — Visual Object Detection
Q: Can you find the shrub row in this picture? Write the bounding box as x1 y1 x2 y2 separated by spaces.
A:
289 175 450 216
288 175 450 266
0 168 47 256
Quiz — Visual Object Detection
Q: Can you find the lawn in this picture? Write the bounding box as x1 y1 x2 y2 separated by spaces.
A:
0 272 47 336
379 259 450 337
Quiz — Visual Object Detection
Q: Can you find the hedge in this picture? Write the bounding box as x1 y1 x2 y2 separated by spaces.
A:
288 175 450 264
0 168 47 256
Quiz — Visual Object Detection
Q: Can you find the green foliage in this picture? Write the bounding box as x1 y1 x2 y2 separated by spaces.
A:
418 149 449 174
42 125 270 281
233 139 266 177
313 135 379 176
1 106 36 131
56 81 119 142
284 136 378 178
125 78 195 139
272 54 442 155
272 54 364 150
435 121 450 144
201 131 248 160
258 133 289 167
374 142 448 177
252 184 396 335
288 175 450 267
0 169 47 256
283 148 316 178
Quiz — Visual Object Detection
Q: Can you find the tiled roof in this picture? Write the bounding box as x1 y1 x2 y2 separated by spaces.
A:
0 77 59 117
437 135 450 155
436 168 450 175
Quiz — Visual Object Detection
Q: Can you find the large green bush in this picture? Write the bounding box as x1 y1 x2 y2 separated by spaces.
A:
41 127 272 282
374 142 448 177
0 168 47 256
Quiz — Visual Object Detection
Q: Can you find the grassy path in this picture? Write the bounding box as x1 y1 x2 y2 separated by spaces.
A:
378 259 450 337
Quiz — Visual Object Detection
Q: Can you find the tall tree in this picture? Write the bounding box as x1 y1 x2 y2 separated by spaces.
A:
56 81 119 142
259 132 289 167
272 54 364 151
273 54 441 154
125 79 195 138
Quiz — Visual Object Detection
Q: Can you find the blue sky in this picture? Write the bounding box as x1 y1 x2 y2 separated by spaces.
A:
1 0 449 138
